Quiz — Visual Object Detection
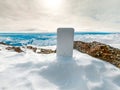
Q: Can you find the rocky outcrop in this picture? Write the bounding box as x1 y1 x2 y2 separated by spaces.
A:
27 46 37 52
0 41 120 68
0 42 56 54
5 45 56 54
27 46 56 54
38 49 56 54
74 41 120 68
6 46 23 53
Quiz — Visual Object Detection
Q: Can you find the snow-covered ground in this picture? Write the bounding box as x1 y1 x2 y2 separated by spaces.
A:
0 45 120 90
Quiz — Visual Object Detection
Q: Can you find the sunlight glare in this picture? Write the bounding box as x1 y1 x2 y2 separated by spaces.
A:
42 0 63 10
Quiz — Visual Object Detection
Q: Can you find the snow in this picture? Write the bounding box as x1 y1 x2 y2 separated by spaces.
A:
0 45 120 90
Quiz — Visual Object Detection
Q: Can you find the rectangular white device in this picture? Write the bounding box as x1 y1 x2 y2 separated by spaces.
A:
57 28 74 57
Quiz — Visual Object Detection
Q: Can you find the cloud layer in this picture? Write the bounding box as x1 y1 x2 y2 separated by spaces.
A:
0 0 120 32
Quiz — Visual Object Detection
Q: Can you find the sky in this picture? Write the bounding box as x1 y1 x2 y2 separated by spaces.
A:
0 0 120 32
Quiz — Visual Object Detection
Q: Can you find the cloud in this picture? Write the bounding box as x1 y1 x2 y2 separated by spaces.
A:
0 0 120 32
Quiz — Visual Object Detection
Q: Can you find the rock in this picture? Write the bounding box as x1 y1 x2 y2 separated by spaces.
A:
27 46 37 52
27 46 56 54
40 49 55 54
4 45 56 54
14 47 23 53
6 47 13 50
74 41 120 68
74 41 90 53
0 42 9 46
6 46 23 53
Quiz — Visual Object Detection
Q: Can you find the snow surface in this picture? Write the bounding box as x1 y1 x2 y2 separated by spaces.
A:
0 45 120 90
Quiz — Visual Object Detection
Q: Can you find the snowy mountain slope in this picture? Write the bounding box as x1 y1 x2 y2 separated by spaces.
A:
0 46 120 90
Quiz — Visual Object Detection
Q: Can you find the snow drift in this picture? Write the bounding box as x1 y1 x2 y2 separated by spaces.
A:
0 45 120 90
